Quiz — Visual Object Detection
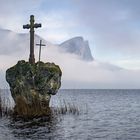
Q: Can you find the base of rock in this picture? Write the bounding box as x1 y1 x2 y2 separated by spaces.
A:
13 95 52 118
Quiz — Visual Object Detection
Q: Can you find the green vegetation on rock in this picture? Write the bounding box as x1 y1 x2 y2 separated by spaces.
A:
6 60 62 117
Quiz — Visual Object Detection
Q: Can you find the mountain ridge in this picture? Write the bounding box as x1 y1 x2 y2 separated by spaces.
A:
59 36 94 61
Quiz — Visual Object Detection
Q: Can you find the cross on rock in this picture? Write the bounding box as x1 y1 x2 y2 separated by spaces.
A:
23 15 42 64
36 40 46 62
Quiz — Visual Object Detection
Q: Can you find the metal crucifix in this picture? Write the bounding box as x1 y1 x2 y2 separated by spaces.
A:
36 40 46 62
23 15 42 64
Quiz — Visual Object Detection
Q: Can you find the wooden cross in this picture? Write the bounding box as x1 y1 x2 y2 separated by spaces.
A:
23 15 42 64
36 40 46 62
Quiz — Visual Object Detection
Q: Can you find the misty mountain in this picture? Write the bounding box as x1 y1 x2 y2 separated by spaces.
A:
0 29 94 62
59 37 94 61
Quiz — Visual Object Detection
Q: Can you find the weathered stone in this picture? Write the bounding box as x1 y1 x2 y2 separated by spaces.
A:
6 60 62 107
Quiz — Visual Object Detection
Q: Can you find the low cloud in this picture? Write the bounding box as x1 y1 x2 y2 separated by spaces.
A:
0 32 140 89
41 45 140 89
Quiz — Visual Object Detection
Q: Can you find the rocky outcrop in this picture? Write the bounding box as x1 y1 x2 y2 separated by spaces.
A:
59 36 94 61
6 60 62 108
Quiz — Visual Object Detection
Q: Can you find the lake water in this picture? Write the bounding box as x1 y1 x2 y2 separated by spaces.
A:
1 89 140 140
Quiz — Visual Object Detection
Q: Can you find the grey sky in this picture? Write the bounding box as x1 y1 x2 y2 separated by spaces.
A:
1 0 140 88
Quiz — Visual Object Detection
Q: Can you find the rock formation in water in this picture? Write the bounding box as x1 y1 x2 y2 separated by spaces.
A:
6 60 62 109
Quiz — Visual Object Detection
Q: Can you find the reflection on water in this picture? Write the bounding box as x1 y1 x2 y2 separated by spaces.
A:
9 115 59 140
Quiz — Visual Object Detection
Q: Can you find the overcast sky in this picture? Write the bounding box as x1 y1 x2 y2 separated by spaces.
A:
0 0 140 69
1 0 140 88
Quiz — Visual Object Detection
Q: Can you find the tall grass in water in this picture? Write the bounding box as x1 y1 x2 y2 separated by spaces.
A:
13 95 51 118
14 96 80 118
0 95 2 117
0 92 80 119
52 100 80 115
0 91 13 117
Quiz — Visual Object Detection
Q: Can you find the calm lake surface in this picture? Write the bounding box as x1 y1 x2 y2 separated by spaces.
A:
1 89 140 140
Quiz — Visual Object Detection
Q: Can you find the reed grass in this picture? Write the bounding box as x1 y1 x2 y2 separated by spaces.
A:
51 100 80 115
13 95 51 119
0 95 2 117
0 93 80 119
0 92 13 117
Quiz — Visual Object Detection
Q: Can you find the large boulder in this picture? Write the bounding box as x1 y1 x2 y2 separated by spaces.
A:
6 60 62 108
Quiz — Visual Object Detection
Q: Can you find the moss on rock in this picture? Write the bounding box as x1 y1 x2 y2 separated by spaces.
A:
6 60 62 116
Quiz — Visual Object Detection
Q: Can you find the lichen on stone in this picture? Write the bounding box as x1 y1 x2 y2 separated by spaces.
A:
6 60 62 112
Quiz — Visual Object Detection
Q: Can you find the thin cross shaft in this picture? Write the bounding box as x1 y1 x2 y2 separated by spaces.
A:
36 40 46 62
